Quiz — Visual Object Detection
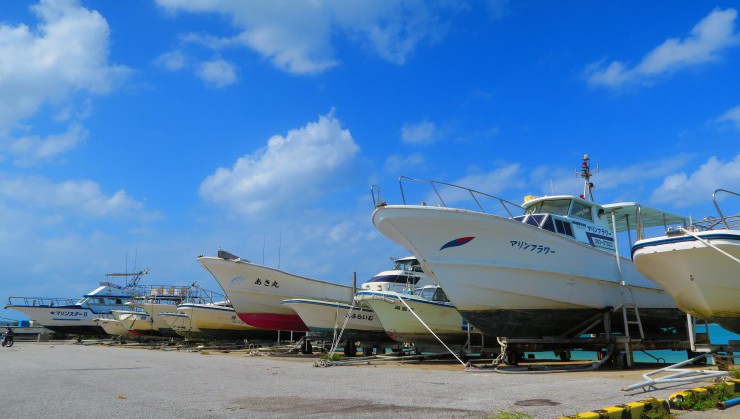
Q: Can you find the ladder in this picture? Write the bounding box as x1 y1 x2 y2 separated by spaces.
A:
622 304 645 339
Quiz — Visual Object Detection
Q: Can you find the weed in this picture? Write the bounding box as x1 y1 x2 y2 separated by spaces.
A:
674 383 740 411
200 350 210 355
640 409 674 419
320 353 343 361
730 369 740 379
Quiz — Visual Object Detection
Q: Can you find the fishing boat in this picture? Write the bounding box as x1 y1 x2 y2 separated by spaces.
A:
632 189 740 334
197 250 353 331
126 284 199 337
158 311 204 340
4 271 148 336
281 256 436 343
355 285 477 346
177 301 280 341
371 156 688 339
113 309 161 337
92 317 137 339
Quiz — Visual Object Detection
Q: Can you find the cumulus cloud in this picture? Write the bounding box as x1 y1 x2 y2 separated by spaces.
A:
0 173 158 219
156 0 462 74
651 155 740 207
715 105 740 130
196 59 238 87
2 124 87 166
199 112 360 216
585 8 740 89
401 120 437 145
385 152 425 173
0 0 129 135
155 50 188 71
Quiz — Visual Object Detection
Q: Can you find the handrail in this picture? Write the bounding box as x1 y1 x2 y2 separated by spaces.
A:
397 176 523 217
712 188 739 229
370 184 385 207
7 296 78 307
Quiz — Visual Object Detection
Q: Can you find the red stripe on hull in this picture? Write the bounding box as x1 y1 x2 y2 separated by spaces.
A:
238 313 309 332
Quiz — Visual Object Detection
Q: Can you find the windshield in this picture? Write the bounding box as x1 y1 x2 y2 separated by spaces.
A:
366 274 420 284
526 199 571 216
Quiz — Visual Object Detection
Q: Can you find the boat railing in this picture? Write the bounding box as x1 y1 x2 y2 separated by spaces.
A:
132 284 225 304
708 188 740 230
7 296 78 307
394 176 524 217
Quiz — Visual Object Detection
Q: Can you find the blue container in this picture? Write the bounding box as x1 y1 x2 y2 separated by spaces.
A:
16 320 30 328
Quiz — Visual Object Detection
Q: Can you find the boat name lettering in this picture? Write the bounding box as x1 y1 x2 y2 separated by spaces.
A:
347 313 374 321
49 310 87 317
586 226 610 236
253 278 279 288
571 221 586 229
509 241 555 254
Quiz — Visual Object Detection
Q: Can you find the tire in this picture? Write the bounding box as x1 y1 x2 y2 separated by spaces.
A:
343 340 357 357
5 339 12 348
300 340 313 355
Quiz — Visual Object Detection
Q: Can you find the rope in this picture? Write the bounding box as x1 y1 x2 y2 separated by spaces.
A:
327 300 356 360
468 343 615 374
678 227 740 265
395 294 466 366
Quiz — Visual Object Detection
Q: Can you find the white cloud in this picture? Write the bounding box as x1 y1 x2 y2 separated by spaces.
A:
199 112 360 215
3 124 87 166
155 50 187 71
196 59 238 87
156 0 462 74
0 0 129 135
401 120 437 145
385 152 425 173
651 155 740 207
586 8 740 89
0 173 155 219
716 105 740 130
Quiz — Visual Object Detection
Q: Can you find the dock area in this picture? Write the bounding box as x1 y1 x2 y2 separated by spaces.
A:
0 342 736 418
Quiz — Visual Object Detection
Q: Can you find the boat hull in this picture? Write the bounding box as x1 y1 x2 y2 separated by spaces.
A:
177 303 281 341
282 299 393 342
4 305 109 336
198 256 353 332
372 205 682 338
158 312 205 340
356 291 477 345
633 231 740 334
127 302 181 337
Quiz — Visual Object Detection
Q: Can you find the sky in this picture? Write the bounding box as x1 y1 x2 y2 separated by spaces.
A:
1 0 739 321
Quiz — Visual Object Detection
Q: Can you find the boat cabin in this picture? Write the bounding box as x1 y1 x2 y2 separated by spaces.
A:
361 257 432 292
517 195 616 251
412 285 450 303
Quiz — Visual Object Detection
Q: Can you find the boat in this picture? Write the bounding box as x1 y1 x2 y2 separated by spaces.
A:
4 271 148 336
92 317 137 339
112 309 161 337
176 301 280 341
158 311 204 340
281 256 436 343
632 189 740 334
355 285 478 346
197 250 354 331
371 156 689 339
126 284 200 337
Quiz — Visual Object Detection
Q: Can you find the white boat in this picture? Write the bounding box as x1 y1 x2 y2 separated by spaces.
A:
4 271 147 336
113 309 160 336
126 285 199 337
632 189 740 334
176 301 279 341
92 318 137 339
371 157 688 339
158 312 203 340
198 250 354 331
355 285 476 345
281 256 436 342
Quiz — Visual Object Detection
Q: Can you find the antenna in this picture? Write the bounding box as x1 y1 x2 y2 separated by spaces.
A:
577 154 597 201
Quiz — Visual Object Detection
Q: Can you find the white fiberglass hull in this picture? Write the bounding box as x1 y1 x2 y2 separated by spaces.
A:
113 310 160 336
198 256 353 332
93 318 137 339
4 305 109 336
355 291 474 345
372 205 683 338
633 230 740 334
281 299 391 342
127 302 181 337
158 312 204 339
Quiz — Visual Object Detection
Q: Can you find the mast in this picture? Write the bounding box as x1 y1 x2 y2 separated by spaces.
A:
580 154 595 202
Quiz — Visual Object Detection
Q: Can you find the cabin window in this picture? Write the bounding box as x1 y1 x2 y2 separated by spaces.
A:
433 288 450 303
570 202 593 221
420 288 436 301
540 216 555 232
525 216 539 227
367 274 420 284
537 199 571 216
554 219 574 237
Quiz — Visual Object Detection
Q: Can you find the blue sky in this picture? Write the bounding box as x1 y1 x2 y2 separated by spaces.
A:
1 1 739 320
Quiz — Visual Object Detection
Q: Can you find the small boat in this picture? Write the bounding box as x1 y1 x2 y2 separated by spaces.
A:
177 301 281 341
158 312 203 340
198 250 354 331
355 285 476 345
632 189 740 334
92 317 137 339
112 309 161 337
371 156 688 339
126 285 199 337
281 256 436 343
4 271 147 336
